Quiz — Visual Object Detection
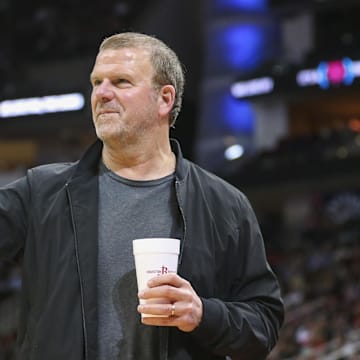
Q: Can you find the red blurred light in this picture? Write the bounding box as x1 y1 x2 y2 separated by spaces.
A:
349 119 360 132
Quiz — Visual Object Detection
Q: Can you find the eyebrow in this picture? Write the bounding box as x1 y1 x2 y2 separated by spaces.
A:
89 73 96 82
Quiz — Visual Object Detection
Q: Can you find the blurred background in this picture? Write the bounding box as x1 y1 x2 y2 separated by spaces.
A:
1 0 360 359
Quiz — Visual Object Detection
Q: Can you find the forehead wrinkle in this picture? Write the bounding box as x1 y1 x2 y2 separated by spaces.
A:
92 48 155 83
97 48 150 65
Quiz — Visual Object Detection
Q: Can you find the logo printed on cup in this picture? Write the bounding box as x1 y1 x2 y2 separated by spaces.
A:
146 265 176 276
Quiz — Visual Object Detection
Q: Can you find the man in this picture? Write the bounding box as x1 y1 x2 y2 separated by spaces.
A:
0 32 283 359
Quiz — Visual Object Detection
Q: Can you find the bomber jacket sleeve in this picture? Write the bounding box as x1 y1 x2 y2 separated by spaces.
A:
0 175 30 261
190 193 284 359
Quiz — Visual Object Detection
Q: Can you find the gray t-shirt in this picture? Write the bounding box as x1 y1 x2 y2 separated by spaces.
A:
97 162 182 360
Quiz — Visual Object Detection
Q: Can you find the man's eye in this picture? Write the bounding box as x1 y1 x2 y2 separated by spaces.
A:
116 79 130 85
92 79 101 86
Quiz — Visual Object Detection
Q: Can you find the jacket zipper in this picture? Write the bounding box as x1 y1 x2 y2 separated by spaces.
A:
66 183 89 360
175 179 187 265
158 179 187 360
159 327 169 360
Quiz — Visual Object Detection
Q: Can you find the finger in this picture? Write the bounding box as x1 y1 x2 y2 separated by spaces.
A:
138 284 180 301
141 315 178 327
138 302 176 317
147 273 185 288
140 302 200 332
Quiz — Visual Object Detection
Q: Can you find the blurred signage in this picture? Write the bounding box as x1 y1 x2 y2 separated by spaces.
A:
230 77 274 98
0 92 85 118
231 57 360 99
297 58 360 89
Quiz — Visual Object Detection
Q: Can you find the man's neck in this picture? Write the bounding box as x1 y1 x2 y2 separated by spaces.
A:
101 141 176 181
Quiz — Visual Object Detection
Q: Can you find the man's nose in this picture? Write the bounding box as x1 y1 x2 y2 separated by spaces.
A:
94 79 115 101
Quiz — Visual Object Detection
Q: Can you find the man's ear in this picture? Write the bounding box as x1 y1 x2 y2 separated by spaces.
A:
158 85 176 117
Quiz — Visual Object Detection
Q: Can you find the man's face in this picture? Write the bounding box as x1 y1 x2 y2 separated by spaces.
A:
90 47 160 144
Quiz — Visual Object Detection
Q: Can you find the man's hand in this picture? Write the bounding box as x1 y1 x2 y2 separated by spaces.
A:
137 273 203 332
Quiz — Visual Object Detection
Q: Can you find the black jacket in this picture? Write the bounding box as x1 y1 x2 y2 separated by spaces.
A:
0 139 284 360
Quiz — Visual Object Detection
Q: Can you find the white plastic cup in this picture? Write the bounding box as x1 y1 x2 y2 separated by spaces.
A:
133 238 180 318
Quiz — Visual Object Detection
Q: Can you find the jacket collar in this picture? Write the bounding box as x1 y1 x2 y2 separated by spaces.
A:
70 137 188 182
170 138 187 182
72 139 103 179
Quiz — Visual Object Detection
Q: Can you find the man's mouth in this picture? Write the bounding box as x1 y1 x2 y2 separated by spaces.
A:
98 109 119 115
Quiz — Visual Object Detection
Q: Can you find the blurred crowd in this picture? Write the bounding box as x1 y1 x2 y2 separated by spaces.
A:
269 238 360 359
229 125 360 187
0 263 20 360
264 176 360 359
